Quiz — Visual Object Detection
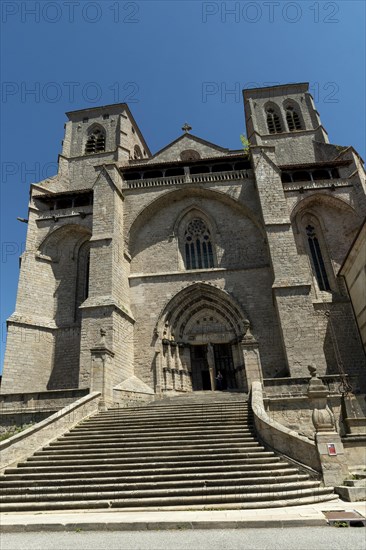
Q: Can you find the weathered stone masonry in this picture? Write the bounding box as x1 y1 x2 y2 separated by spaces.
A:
1 83 365 402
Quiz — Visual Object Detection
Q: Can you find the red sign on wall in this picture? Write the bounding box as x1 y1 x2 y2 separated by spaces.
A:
327 443 337 456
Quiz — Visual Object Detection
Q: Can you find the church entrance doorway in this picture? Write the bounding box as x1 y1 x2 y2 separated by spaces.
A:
190 343 236 391
156 282 251 394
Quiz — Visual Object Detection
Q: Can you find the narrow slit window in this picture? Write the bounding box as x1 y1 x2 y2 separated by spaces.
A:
184 219 214 270
306 225 331 291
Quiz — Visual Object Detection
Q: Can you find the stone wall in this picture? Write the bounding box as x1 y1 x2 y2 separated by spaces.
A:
2 84 365 401
0 392 100 473
0 389 89 434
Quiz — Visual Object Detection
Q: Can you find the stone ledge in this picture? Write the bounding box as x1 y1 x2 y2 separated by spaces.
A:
251 381 321 473
335 485 366 502
0 392 101 473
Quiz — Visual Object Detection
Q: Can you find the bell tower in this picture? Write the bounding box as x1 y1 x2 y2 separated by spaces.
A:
243 83 329 165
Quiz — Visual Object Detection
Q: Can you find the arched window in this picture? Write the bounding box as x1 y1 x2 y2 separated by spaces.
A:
306 225 330 291
180 149 201 161
134 145 142 159
184 218 214 270
266 108 282 134
85 127 106 154
286 106 302 131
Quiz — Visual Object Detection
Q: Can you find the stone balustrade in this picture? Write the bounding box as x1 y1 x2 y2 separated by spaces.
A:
126 169 251 189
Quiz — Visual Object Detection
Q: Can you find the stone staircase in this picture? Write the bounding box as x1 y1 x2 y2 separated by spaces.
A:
0 391 336 511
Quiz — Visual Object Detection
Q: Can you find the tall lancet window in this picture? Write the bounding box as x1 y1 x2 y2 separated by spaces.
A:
286 106 302 131
266 108 282 134
85 127 106 154
306 225 331 291
184 218 214 270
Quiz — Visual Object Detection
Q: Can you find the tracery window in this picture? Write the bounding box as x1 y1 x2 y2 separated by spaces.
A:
180 149 201 161
85 127 106 154
306 225 331 291
286 106 302 131
184 218 214 270
266 108 282 134
134 145 143 159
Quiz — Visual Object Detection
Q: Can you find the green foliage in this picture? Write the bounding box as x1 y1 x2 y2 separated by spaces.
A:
0 423 35 442
240 134 250 156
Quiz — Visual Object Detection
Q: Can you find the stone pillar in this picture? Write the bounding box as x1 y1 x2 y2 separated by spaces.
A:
162 340 173 391
154 348 163 397
90 329 115 411
182 346 192 391
240 327 263 391
206 343 216 391
231 342 245 391
307 366 349 486
251 146 327 377
79 165 134 393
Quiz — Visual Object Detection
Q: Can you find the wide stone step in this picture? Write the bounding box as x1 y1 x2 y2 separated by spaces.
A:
45 436 259 454
60 429 255 440
56 435 254 447
0 486 334 509
11 456 283 474
62 426 254 436
68 422 253 433
0 472 309 488
59 430 254 441
40 441 258 457
2 464 297 480
87 408 249 416
85 408 247 417
71 424 252 433
89 408 249 417
0 479 321 498
100 404 249 414
0 492 337 513
32 445 265 460
24 449 276 464
82 418 251 429
123 395 247 405
87 406 249 416
40 439 261 452
108 397 246 406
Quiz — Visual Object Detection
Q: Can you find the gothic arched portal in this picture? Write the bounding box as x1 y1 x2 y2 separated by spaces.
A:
155 283 251 393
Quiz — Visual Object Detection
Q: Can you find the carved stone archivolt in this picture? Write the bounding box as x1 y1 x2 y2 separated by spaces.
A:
156 282 249 344
155 282 252 393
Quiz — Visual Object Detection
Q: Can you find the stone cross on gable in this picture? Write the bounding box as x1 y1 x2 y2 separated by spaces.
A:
182 123 192 133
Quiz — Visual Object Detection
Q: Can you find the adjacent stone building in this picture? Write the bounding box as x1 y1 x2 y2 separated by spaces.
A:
2 82 366 405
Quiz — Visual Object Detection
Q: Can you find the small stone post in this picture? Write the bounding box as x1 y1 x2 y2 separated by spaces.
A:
240 325 263 391
90 328 115 411
307 365 349 486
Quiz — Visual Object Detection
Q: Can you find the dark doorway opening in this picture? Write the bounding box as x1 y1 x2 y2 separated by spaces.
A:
201 371 211 390
190 345 211 391
213 343 237 390
190 343 237 391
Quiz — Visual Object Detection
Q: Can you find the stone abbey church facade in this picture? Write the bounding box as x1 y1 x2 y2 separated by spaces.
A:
2 82 366 404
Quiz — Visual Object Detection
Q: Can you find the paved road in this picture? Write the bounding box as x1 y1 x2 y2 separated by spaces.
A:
2 527 365 550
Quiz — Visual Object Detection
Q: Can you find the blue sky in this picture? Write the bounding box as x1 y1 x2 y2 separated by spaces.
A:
1 0 365 370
